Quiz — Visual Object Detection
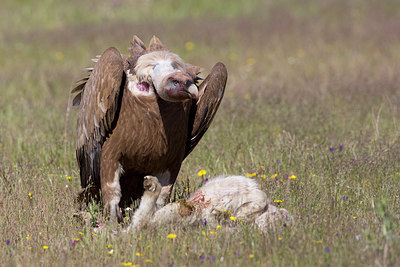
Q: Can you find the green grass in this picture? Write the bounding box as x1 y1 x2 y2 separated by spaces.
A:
1 0 400 266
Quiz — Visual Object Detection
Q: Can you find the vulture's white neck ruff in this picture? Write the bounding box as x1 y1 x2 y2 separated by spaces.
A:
128 51 187 97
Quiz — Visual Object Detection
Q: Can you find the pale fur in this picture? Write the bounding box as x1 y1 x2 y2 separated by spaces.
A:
126 176 161 232
154 170 172 207
126 175 290 233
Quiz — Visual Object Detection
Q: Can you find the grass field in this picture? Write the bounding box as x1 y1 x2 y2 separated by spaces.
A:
1 0 400 266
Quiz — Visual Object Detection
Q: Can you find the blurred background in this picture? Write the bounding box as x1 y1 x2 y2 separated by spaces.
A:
1 1 400 265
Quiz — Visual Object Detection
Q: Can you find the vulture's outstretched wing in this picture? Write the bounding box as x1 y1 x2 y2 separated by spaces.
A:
72 47 125 197
185 62 228 158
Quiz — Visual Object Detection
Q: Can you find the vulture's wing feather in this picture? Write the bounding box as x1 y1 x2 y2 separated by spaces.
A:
184 62 227 158
74 47 125 197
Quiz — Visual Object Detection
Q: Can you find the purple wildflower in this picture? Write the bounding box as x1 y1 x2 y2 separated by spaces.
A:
204 178 209 183
34 158 38 163
199 254 205 261
276 159 281 164
236 250 240 257
209 255 216 262
168 261 174 267
329 147 335 152
50 158 54 164
6 240 10 245
202 218 207 226
69 240 77 246
351 158 355 163
326 247 330 253
339 145 343 151
27 164 32 169
342 196 347 201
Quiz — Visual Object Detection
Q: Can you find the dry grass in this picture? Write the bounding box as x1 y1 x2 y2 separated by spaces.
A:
1 0 400 266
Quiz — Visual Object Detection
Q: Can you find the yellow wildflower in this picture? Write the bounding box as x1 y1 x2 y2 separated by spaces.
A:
167 234 177 239
274 200 283 203
260 174 266 179
271 174 278 178
246 58 256 66
55 51 64 60
197 170 206 176
229 52 237 61
146 259 152 263
26 235 31 240
216 225 221 230
230 216 237 221
185 42 195 51
28 193 32 198
289 175 297 179
249 254 254 259
78 232 83 235
42 246 49 250
246 172 256 178
66 176 72 180
121 262 133 266
278 237 282 240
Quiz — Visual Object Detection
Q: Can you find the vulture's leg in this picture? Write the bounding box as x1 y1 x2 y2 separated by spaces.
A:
100 159 123 222
126 175 161 232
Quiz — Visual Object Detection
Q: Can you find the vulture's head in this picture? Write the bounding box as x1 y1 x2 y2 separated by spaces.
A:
134 50 199 102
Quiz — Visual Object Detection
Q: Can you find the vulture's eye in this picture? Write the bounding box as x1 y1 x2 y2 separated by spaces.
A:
172 80 179 86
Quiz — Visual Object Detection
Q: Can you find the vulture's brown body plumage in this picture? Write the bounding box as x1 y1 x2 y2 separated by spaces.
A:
72 36 227 220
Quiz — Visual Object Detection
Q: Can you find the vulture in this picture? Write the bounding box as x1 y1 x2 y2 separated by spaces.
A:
126 175 290 232
71 35 227 221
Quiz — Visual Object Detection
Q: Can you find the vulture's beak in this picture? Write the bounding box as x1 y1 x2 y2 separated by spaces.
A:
186 84 199 101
